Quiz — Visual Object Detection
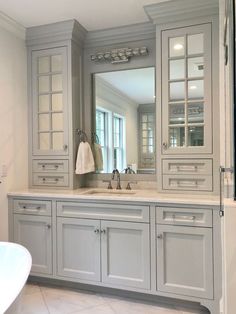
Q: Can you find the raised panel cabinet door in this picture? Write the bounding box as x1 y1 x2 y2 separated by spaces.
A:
156 224 213 299
32 47 68 156
101 220 150 290
57 217 101 282
162 23 212 154
13 214 52 275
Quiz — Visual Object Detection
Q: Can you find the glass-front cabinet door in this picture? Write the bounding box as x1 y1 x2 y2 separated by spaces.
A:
32 47 68 155
162 24 212 154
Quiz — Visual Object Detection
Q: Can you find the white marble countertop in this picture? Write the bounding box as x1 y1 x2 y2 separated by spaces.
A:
7 188 220 207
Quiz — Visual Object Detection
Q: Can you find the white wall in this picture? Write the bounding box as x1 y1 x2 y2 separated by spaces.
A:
0 13 28 240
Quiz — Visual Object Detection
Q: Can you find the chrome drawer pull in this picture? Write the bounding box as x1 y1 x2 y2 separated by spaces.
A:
172 214 196 221
54 165 59 169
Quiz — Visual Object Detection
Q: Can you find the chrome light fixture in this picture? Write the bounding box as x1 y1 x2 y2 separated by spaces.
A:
90 47 148 64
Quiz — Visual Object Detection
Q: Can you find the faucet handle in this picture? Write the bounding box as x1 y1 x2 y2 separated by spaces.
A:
126 181 137 190
103 180 113 189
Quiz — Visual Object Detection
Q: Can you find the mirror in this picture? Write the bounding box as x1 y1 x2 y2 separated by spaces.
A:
93 67 155 174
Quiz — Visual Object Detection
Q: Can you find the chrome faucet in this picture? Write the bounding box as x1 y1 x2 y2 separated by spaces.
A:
112 169 121 190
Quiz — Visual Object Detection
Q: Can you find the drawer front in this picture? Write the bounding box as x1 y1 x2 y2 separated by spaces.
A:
13 199 52 216
57 202 149 223
33 173 69 187
162 159 212 175
33 159 69 173
163 175 212 191
156 207 212 227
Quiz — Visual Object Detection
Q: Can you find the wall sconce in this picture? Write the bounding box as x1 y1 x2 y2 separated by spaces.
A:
91 47 148 64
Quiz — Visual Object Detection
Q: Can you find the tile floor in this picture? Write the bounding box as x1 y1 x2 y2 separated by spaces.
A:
19 283 209 314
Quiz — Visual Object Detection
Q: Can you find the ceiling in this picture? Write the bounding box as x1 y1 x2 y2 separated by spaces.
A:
96 68 155 104
0 0 164 30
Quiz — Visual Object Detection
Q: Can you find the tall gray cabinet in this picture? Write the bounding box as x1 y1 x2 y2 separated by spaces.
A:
145 0 219 195
26 20 86 189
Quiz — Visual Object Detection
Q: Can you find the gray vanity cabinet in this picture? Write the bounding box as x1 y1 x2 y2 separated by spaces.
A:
57 217 101 282
156 225 213 299
56 201 151 289
101 220 150 289
14 214 52 275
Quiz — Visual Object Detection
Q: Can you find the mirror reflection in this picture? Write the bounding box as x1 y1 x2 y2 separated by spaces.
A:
93 67 155 174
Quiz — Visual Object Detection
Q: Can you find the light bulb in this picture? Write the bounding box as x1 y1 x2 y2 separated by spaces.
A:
173 43 183 50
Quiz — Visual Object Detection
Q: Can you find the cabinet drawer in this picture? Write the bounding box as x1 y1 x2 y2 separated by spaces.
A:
156 207 212 227
33 160 69 173
33 173 69 187
162 159 212 175
163 175 212 191
13 199 51 216
57 202 149 223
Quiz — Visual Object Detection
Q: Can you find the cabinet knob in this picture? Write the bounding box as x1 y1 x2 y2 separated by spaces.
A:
63 144 68 151
100 229 106 234
36 206 41 210
157 234 163 239
162 142 168 150
94 228 100 234
46 224 51 229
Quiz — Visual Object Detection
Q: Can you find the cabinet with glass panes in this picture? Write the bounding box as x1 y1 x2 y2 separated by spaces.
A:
161 23 212 154
27 21 84 188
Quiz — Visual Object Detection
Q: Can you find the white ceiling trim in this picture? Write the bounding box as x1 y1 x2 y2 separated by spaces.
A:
0 11 25 39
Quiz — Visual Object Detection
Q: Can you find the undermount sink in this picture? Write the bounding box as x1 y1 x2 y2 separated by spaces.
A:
82 189 137 196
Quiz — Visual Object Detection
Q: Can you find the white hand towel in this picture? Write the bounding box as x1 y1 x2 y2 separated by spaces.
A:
93 143 103 171
75 142 95 174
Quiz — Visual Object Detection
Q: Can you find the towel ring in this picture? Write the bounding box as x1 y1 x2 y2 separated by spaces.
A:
77 129 88 143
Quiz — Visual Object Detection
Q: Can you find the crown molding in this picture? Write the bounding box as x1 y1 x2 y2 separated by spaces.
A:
0 11 25 39
144 0 219 25
85 22 155 49
26 19 87 47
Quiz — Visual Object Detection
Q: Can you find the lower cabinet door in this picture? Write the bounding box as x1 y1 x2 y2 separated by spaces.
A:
13 214 52 275
101 220 150 290
156 224 213 299
57 217 101 282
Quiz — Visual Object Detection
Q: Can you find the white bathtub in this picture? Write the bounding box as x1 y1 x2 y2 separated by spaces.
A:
0 242 32 314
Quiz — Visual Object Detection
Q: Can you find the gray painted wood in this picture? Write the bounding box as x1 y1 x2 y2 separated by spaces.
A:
13 213 52 275
144 0 218 25
156 224 213 299
101 220 151 290
156 206 213 227
161 23 212 155
57 217 101 282
56 201 150 223
13 199 52 216
33 159 69 173
162 159 213 175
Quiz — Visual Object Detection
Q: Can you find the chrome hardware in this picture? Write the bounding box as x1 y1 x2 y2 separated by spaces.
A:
94 228 100 234
55 178 59 182
63 144 68 151
103 180 113 189
157 234 163 239
36 206 41 210
162 142 168 150
219 166 234 217
100 229 106 234
172 214 196 221
112 169 121 190
42 178 46 182
126 181 137 190
195 165 198 171
42 164 45 168
23 206 26 209
54 165 59 169
46 224 51 229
